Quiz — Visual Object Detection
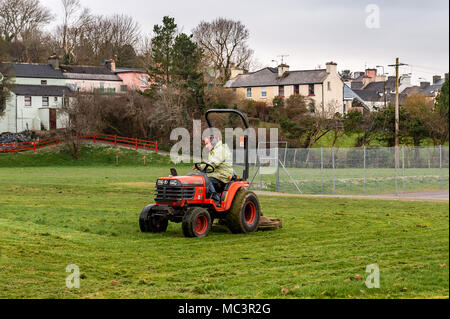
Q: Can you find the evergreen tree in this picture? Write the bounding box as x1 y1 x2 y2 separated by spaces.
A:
150 16 177 86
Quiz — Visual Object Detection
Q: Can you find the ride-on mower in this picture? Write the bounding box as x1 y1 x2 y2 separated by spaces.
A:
139 109 261 238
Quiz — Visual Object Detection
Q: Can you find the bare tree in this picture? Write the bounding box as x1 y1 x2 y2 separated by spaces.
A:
192 18 253 85
60 93 104 159
0 0 52 42
108 14 140 49
51 5 141 66
59 0 92 63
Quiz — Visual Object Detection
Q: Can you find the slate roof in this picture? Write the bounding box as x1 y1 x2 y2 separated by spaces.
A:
115 67 147 74
344 84 366 104
226 67 329 88
363 78 396 92
12 85 70 96
0 63 64 79
61 65 122 81
350 81 364 90
421 83 444 97
352 89 386 103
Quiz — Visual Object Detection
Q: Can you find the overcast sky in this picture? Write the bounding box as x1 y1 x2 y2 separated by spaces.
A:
40 0 449 84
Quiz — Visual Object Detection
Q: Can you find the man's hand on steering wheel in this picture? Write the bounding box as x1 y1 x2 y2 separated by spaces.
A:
194 162 215 174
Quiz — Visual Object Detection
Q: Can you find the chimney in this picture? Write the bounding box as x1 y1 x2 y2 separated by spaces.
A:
365 68 377 81
326 61 337 74
433 75 442 84
230 66 244 79
420 81 430 89
278 64 289 77
48 54 59 69
105 59 116 73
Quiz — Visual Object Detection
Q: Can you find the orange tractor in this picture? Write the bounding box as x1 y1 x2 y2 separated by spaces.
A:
139 109 261 237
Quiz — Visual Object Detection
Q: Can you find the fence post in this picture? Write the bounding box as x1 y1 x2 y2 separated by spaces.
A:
94 133 96 144
259 163 263 191
402 146 405 193
33 140 36 153
320 147 324 194
10 143 13 154
155 141 157 153
363 146 366 194
114 135 117 147
135 138 138 150
395 146 398 196
440 145 443 190
275 150 280 193
332 147 335 194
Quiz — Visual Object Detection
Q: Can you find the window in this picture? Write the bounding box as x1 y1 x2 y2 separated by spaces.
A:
246 87 252 98
261 87 267 98
120 85 128 92
278 85 285 97
100 82 105 89
327 81 331 91
294 84 300 95
309 102 315 113
41 80 47 85
141 76 148 86
308 84 315 96
54 97 58 102
42 96 49 107
25 96 32 107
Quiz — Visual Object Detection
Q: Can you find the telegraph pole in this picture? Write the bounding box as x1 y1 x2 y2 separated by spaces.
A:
388 58 408 169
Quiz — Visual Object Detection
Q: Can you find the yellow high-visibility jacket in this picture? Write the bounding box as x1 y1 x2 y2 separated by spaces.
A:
206 141 234 183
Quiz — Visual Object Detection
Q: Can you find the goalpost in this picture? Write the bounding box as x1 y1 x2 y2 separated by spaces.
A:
249 142 303 194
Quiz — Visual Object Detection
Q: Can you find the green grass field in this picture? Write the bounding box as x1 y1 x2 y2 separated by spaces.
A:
0 146 449 298
247 166 449 195
0 146 448 299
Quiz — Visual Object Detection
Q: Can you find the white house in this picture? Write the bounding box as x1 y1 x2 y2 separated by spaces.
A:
0 59 69 133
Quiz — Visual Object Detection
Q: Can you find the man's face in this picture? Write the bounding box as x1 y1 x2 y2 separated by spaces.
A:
204 138 213 151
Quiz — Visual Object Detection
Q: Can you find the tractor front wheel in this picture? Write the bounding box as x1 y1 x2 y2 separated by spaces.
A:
182 207 212 238
139 205 168 233
225 190 261 234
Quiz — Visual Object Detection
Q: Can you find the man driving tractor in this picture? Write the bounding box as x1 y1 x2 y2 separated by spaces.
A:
195 136 233 205
140 109 268 238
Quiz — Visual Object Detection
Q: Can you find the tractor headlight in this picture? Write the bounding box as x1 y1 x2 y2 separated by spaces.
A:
157 179 165 186
169 179 181 186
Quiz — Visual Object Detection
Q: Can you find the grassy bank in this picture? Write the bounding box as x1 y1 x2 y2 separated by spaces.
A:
0 144 172 167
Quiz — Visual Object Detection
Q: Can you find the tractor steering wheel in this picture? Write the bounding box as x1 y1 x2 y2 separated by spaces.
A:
195 162 215 174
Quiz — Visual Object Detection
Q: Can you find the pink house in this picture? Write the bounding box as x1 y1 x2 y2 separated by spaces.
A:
115 67 152 92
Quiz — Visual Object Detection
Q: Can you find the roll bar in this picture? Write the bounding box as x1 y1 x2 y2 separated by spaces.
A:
205 109 250 181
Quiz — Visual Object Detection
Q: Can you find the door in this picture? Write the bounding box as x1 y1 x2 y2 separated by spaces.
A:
49 109 57 130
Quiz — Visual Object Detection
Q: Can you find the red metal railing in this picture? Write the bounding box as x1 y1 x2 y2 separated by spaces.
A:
0 133 157 154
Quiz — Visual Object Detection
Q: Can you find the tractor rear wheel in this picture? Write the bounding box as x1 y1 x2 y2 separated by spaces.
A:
139 205 168 233
225 189 261 234
182 207 211 238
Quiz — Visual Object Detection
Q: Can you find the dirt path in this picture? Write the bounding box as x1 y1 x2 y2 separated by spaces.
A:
254 190 449 202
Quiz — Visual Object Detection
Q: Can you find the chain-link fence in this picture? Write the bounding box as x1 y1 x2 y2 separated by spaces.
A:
245 146 449 195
